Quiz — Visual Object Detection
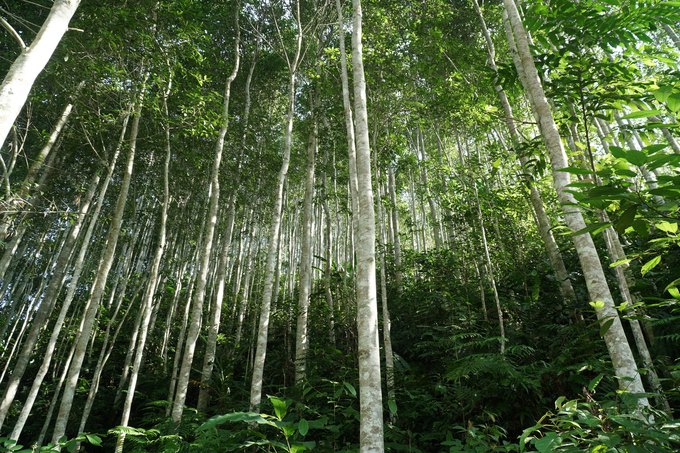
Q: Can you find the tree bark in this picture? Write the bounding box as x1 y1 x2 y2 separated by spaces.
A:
249 0 302 411
171 11 240 423
295 117 317 384
503 0 648 402
1 171 99 435
351 0 384 450
0 0 82 149
115 73 173 451
473 0 576 303
51 71 149 444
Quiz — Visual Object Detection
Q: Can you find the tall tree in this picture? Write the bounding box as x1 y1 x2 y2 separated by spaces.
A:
351 0 384 450
0 0 81 149
502 0 648 402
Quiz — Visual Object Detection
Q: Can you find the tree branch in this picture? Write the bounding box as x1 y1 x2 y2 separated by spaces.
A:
0 16 26 51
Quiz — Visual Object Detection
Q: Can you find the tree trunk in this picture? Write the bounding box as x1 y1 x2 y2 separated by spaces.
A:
0 0 82 149
115 70 174 449
249 0 302 411
351 0 384 449
503 0 648 402
51 71 148 444
473 0 576 303
295 117 317 384
171 12 240 423
1 171 98 434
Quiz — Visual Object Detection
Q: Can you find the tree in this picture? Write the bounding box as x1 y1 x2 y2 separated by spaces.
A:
0 0 81 149
351 0 384 450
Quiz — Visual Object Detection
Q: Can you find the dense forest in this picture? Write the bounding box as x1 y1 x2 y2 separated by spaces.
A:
1 0 680 451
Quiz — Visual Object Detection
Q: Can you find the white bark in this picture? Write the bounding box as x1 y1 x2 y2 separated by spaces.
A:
249 0 302 411
116 72 173 450
171 13 240 423
387 166 402 291
474 0 575 302
51 72 148 444
0 0 81 149
0 81 82 239
3 172 99 436
351 0 384 450
503 0 648 401
295 121 317 384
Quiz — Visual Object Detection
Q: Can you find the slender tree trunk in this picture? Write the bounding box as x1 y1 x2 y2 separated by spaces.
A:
2 172 99 435
417 128 441 250
351 0 384 449
335 0 360 242
249 0 302 411
0 81 82 239
473 0 576 303
503 0 648 402
171 12 240 423
165 204 207 416
0 0 82 149
322 145 335 345
387 166 402 292
51 71 149 444
470 172 505 353
116 70 174 450
374 155 395 424
78 274 141 437
295 116 317 384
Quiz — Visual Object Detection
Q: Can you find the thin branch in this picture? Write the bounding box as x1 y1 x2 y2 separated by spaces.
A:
0 16 26 51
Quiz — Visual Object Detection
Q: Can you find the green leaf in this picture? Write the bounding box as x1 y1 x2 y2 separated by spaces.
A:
344 382 357 397
626 150 647 166
556 166 594 175
665 278 680 293
562 399 577 414
649 187 680 198
290 444 308 453
668 287 680 300
571 222 612 237
590 300 605 309
632 219 650 238
621 109 662 119
654 86 673 103
616 205 637 234
199 412 273 430
388 399 398 414
609 145 627 160
298 419 309 436
65 439 77 453
533 432 561 453
276 420 295 437
271 397 288 420
600 318 615 337
588 373 605 392
656 221 678 233
646 154 680 171
588 186 627 197
641 255 661 276
667 92 680 113
610 258 633 268
84 434 102 446
643 144 668 155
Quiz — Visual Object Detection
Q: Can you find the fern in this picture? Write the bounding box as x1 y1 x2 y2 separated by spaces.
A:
656 333 680 344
